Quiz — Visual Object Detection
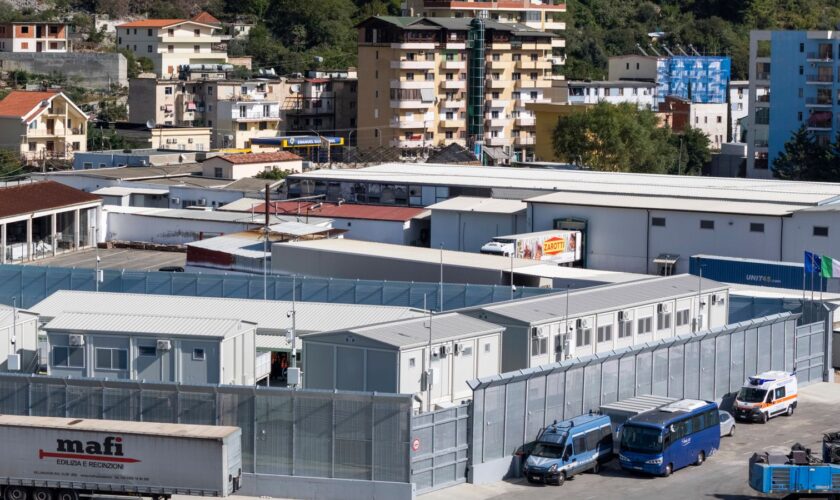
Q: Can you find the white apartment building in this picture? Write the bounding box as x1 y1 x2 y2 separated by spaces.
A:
116 18 227 77
567 80 656 109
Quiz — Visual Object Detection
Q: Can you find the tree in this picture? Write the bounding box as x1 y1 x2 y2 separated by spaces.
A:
669 127 711 175
255 167 292 180
552 102 676 173
773 126 840 181
137 57 155 74
0 148 25 178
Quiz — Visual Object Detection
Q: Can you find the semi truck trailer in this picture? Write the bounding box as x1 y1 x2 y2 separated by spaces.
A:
0 415 242 500
480 230 582 264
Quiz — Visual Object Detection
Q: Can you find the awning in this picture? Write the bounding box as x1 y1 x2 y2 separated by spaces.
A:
420 88 435 103
653 253 680 265
187 102 197 111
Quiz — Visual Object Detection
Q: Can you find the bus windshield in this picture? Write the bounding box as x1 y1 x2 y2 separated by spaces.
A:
620 425 663 454
738 387 767 403
531 443 565 459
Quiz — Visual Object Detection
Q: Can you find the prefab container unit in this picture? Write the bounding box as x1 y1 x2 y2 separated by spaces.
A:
0 414 241 499
0 305 39 373
43 312 257 386
462 274 730 372
301 312 504 410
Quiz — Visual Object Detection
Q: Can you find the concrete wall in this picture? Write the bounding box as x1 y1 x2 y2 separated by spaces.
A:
105 210 259 244
327 217 416 245
0 52 127 89
431 210 526 252
239 473 413 500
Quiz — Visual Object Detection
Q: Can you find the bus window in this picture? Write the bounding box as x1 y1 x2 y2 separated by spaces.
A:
691 415 703 433
621 425 663 453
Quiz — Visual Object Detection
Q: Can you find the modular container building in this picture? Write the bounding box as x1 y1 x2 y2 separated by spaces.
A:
0 414 242 499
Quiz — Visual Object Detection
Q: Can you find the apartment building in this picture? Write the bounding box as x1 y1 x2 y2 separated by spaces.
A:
566 80 655 109
128 77 285 148
284 69 358 146
403 0 566 76
609 54 731 107
659 96 728 150
746 30 840 178
0 91 87 163
357 16 555 162
116 14 227 77
0 22 68 52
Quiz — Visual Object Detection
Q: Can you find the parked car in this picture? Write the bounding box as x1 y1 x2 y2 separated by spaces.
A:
734 371 798 423
719 410 735 437
523 413 613 486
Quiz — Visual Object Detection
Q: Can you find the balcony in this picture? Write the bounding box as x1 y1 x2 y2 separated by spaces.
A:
805 97 833 107
390 138 425 148
516 79 551 89
487 99 510 108
515 117 536 127
390 60 436 70
487 59 509 69
390 41 435 50
390 99 432 109
391 119 429 129
485 136 509 146
440 119 463 128
486 79 511 89
440 79 466 89
485 117 510 127
514 136 536 146
515 60 552 70
445 42 466 50
442 60 466 70
753 140 769 148
755 72 770 81
440 99 465 109
807 51 833 62
806 74 833 84
391 79 435 89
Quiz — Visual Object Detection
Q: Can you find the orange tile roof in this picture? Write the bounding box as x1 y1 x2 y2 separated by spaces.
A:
0 91 58 119
192 11 221 25
218 152 303 164
117 19 187 29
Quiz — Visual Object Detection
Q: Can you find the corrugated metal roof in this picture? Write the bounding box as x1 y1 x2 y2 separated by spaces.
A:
526 191 800 216
473 274 728 325
427 196 526 214
44 312 250 338
309 312 504 349
0 415 239 439
104 206 333 226
257 334 296 350
32 291 425 336
218 197 264 212
92 186 169 196
292 163 840 206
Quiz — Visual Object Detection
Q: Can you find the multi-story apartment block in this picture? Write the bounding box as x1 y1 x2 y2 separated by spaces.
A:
566 80 656 109
128 77 284 148
0 91 87 163
0 22 68 52
609 54 731 107
284 69 358 145
357 16 554 161
403 0 566 76
116 15 227 78
746 30 840 178
659 96 728 150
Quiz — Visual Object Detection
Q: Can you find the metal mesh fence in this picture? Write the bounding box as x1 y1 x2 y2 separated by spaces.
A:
0 374 412 483
468 313 818 466
0 264 551 310
410 405 470 493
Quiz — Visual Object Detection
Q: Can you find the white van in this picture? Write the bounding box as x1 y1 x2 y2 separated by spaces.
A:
733 371 798 423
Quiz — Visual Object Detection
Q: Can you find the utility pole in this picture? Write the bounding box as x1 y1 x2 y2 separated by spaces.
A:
696 261 703 332
263 184 270 301
424 294 433 413
510 250 515 300
439 243 444 312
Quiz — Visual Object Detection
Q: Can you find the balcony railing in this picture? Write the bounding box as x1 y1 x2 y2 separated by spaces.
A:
807 51 833 61
806 74 833 83
805 97 833 106
755 72 770 80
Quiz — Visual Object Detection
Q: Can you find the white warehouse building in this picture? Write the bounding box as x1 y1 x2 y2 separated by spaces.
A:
463 274 730 372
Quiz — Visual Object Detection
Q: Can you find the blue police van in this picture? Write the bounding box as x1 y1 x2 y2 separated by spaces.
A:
523 413 613 485
618 399 720 477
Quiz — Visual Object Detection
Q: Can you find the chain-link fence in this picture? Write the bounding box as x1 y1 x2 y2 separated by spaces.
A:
0 264 552 310
0 374 413 483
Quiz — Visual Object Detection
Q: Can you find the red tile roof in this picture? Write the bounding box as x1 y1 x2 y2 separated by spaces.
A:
0 181 100 219
117 19 187 28
0 91 58 119
256 201 428 222
192 11 221 25
218 152 303 164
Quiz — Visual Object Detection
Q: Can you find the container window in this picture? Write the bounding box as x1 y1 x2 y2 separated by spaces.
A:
138 345 156 356
651 217 666 227
814 226 829 237
193 348 206 361
700 220 714 230
750 223 765 233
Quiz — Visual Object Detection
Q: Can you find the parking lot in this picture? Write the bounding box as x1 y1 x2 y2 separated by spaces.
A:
423 383 840 500
27 248 186 271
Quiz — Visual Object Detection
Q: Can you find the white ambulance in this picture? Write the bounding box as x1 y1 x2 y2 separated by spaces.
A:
733 371 798 423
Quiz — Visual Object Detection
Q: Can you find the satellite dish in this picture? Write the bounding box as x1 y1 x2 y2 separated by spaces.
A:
40 99 49 108
146 119 157 130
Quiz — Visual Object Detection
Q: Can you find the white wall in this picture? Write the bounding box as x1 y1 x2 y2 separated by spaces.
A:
106 211 259 244
431 210 526 252
328 217 415 245
529 202 784 274
689 103 728 149
782 210 840 262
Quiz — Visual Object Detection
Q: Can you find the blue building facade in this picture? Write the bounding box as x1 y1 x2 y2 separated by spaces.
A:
655 56 731 105
766 31 838 170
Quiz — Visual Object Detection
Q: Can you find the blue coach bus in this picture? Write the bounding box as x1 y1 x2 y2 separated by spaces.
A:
618 399 720 477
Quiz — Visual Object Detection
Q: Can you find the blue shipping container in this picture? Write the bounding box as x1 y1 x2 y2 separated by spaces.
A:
689 254 826 292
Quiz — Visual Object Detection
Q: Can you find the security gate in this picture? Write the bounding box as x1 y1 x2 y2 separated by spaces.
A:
410 405 470 494
796 322 827 384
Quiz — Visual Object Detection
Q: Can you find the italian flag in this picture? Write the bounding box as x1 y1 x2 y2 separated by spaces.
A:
821 255 840 278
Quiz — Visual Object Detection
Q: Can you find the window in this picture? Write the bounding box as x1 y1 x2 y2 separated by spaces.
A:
238 122 247 131
194 45 200 53
52 346 84 368
575 327 592 347
584 430 599 451
485 343 492 353
573 435 586 454
193 348 206 361
637 317 652 335
138 346 156 356
651 217 666 227
716 116 722 123
750 223 765 233
531 336 547 356
618 318 633 338
814 226 829 237
700 220 714 230
96 348 128 370
147 28 153 36
147 45 152 53
409 357 415 368
83 162 92 169
168 28 174 36
597 324 612 343
194 29 200 37
168 45 174 53
799 42 804 53
21 26 28 34
21 42 28 49
28 142 35 152
50 25 58 34
657 311 671 330
676 309 690 327
214 167 223 178
774 386 785 400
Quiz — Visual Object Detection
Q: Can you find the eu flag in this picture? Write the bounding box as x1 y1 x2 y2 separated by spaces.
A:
804 251 822 273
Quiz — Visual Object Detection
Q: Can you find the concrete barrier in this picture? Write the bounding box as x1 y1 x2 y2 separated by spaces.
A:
0 52 127 89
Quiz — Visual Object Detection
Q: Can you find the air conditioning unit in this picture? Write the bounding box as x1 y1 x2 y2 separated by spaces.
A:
712 294 725 305
619 310 634 321
171 197 180 205
156 339 172 351
532 326 546 338
657 303 672 313
68 334 85 346
439 345 452 357
581 318 592 328
7 354 20 371
197 198 207 206
575 318 583 329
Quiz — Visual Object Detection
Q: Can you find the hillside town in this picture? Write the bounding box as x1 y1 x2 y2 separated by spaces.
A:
0 1 837 500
